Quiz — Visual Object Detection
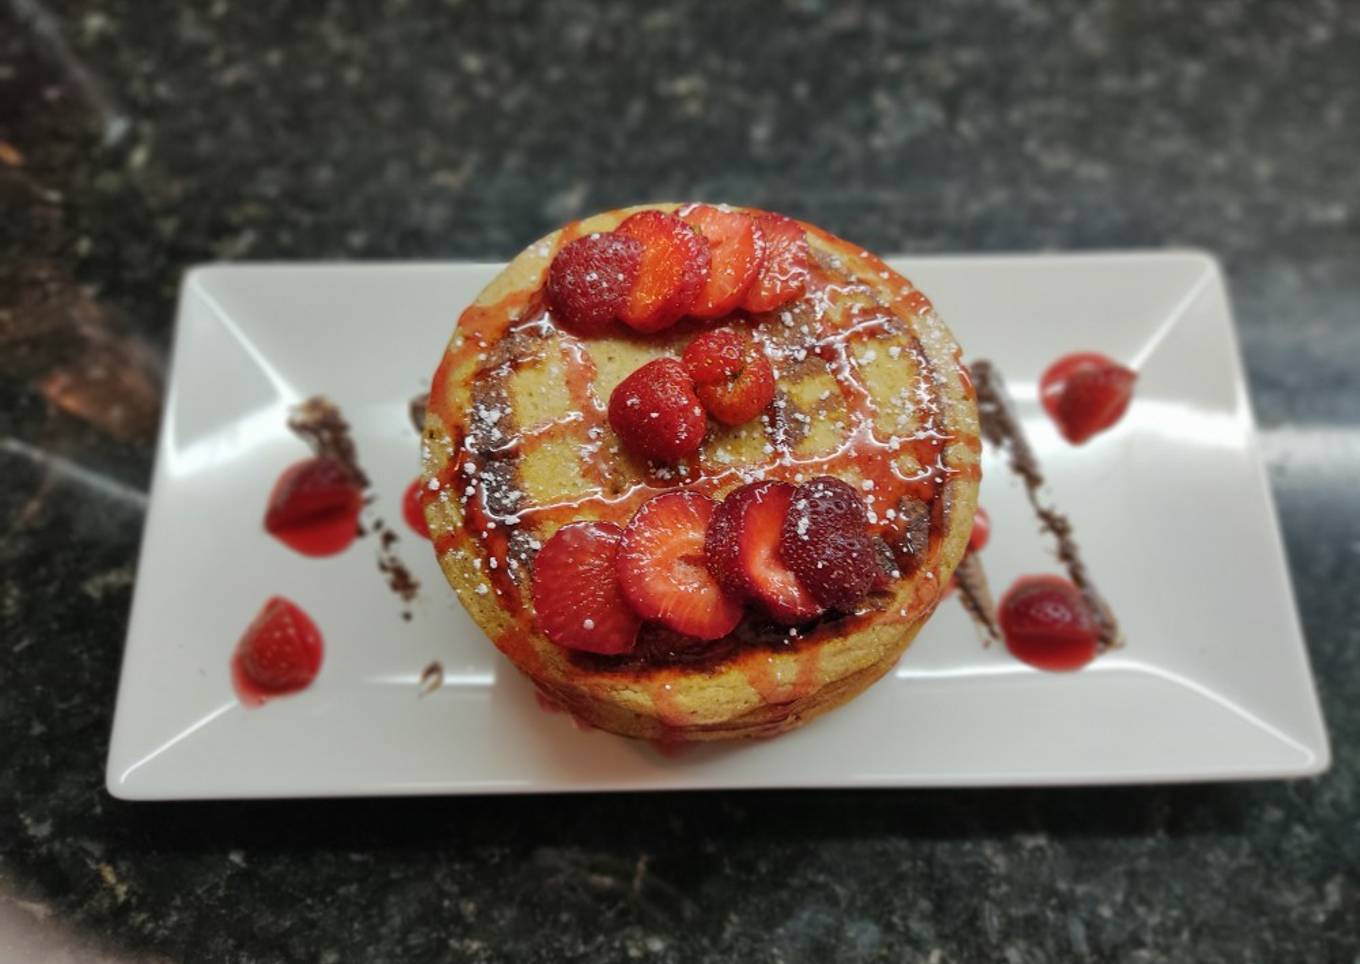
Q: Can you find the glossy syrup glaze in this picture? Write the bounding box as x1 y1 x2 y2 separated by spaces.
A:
423 219 980 721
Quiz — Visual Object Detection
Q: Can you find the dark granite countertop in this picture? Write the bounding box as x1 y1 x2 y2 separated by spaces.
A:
2 1 1357 960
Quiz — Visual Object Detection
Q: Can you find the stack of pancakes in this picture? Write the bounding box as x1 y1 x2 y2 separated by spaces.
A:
421 204 980 741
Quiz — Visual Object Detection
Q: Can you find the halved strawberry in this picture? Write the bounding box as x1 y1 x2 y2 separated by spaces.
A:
607 358 708 462
680 205 764 319
998 574 1099 671
531 522 641 654
618 491 743 640
547 232 644 335
236 596 324 694
1039 352 1137 445
614 211 710 332
779 476 877 610
705 481 823 624
681 327 776 426
264 457 364 557
741 212 810 313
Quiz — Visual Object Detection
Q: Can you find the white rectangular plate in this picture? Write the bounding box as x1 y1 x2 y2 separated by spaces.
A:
107 253 1330 799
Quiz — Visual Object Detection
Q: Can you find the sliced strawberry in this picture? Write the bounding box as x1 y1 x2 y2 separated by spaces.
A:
741 212 810 313
618 491 743 640
264 456 364 557
705 481 823 624
967 506 990 553
779 476 877 610
998 574 1099 671
680 205 764 318
547 232 644 335
614 211 710 332
1039 352 1137 445
531 522 641 654
237 596 324 694
681 327 776 426
607 358 707 462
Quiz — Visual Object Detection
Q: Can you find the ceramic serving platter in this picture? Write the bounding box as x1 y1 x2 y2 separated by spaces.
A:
105 253 1330 799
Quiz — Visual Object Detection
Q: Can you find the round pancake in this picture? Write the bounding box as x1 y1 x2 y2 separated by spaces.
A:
421 204 980 741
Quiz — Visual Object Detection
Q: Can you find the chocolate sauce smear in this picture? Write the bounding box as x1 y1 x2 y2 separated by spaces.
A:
969 361 1122 649
952 553 1000 643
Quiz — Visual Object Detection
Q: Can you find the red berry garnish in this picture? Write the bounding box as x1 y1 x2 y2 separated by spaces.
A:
547 232 644 335
618 491 743 640
531 522 641 655
778 476 877 610
680 205 764 318
607 358 707 462
741 212 809 313
1039 352 1137 445
403 478 430 539
967 506 990 553
263 456 363 557
614 211 710 332
236 596 324 695
998 575 1100 671
681 327 745 383
705 481 823 624
681 328 776 426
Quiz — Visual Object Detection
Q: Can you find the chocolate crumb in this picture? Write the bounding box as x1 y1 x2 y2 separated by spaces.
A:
418 661 443 696
969 360 1122 648
287 396 369 487
379 553 420 602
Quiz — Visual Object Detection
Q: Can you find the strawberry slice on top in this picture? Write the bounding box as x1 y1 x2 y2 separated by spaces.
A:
618 491 743 641
705 481 823 625
531 521 641 655
614 211 710 332
680 205 765 319
681 327 776 426
741 212 810 313
547 232 644 335
779 476 878 611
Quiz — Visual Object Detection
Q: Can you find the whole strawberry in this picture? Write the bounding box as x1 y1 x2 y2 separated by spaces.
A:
607 358 707 462
237 597 324 694
681 328 776 426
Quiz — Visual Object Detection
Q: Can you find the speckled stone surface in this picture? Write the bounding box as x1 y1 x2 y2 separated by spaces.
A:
2 0 1357 961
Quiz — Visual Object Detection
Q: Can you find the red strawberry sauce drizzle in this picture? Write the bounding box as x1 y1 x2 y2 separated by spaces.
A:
422 215 980 715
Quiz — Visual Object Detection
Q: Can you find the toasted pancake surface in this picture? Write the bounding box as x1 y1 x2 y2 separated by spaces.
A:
421 204 980 740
